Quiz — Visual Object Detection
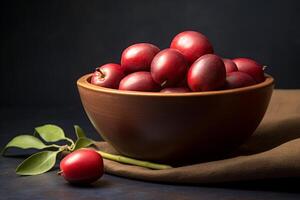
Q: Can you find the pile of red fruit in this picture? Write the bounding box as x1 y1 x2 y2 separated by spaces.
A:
91 31 265 93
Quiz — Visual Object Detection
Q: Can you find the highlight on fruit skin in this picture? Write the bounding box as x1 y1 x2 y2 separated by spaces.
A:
91 63 125 89
119 71 160 92
187 54 226 92
232 58 265 83
151 48 188 88
170 31 214 64
89 30 268 92
59 149 104 185
160 87 191 93
121 43 160 73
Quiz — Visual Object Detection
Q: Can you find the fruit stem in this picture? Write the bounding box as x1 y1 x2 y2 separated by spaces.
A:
96 68 105 78
49 144 62 149
263 65 268 71
65 137 75 149
96 150 172 170
161 80 168 88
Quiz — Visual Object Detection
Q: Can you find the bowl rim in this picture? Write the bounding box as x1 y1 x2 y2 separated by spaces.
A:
77 73 274 97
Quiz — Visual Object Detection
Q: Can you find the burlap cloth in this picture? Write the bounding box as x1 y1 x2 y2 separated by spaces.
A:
95 90 300 183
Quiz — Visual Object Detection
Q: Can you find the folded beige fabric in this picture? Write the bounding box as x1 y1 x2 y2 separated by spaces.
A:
95 90 300 183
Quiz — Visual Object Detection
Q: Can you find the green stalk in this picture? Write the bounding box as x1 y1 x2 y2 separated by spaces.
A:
96 150 172 170
65 137 75 149
49 144 62 148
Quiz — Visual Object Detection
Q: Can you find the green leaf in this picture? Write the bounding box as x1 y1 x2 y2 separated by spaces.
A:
35 124 66 142
73 138 94 151
2 135 50 155
16 151 60 175
74 125 86 139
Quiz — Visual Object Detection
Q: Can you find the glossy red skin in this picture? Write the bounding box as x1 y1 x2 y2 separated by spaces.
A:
60 149 103 184
187 54 226 91
225 71 256 89
170 31 214 64
119 71 160 92
121 43 160 73
91 63 125 89
232 58 265 83
160 87 190 93
222 58 238 73
151 49 188 87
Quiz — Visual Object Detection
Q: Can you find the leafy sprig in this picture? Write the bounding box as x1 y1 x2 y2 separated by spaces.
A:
2 124 172 175
2 124 95 175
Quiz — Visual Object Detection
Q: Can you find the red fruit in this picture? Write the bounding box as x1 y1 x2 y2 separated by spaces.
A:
222 58 238 73
121 43 160 73
59 149 103 184
91 63 125 89
170 31 214 64
160 87 190 93
151 49 188 87
187 54 226 91
177 77 189 87
225 71 256 89
119 71 160 92
232 58 265 83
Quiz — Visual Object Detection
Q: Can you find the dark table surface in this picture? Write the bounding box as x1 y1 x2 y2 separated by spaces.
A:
1 107 300 200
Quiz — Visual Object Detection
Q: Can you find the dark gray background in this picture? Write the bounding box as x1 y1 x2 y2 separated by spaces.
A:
1 0 300 109
1 1 300 199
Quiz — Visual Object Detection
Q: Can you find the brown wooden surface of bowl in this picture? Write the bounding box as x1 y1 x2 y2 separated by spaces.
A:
77 74 274 164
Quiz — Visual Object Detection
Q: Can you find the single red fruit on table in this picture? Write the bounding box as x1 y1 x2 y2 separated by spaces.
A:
225 71 256 89
170 31 214 64
160 87 190 93
121 43 160 73
119 71 160 92
59 149 104 184
232 58 265 83
222 58 238 73
151 49 188 87
187 54 226 92
91 63 125 89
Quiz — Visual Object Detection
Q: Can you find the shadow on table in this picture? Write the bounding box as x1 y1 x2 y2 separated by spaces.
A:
65 179 113 189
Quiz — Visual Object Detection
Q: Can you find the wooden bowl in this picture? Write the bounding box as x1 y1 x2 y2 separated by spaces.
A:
77 74 274 164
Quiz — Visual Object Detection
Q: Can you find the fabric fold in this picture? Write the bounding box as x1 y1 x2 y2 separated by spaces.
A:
95 90 300 183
